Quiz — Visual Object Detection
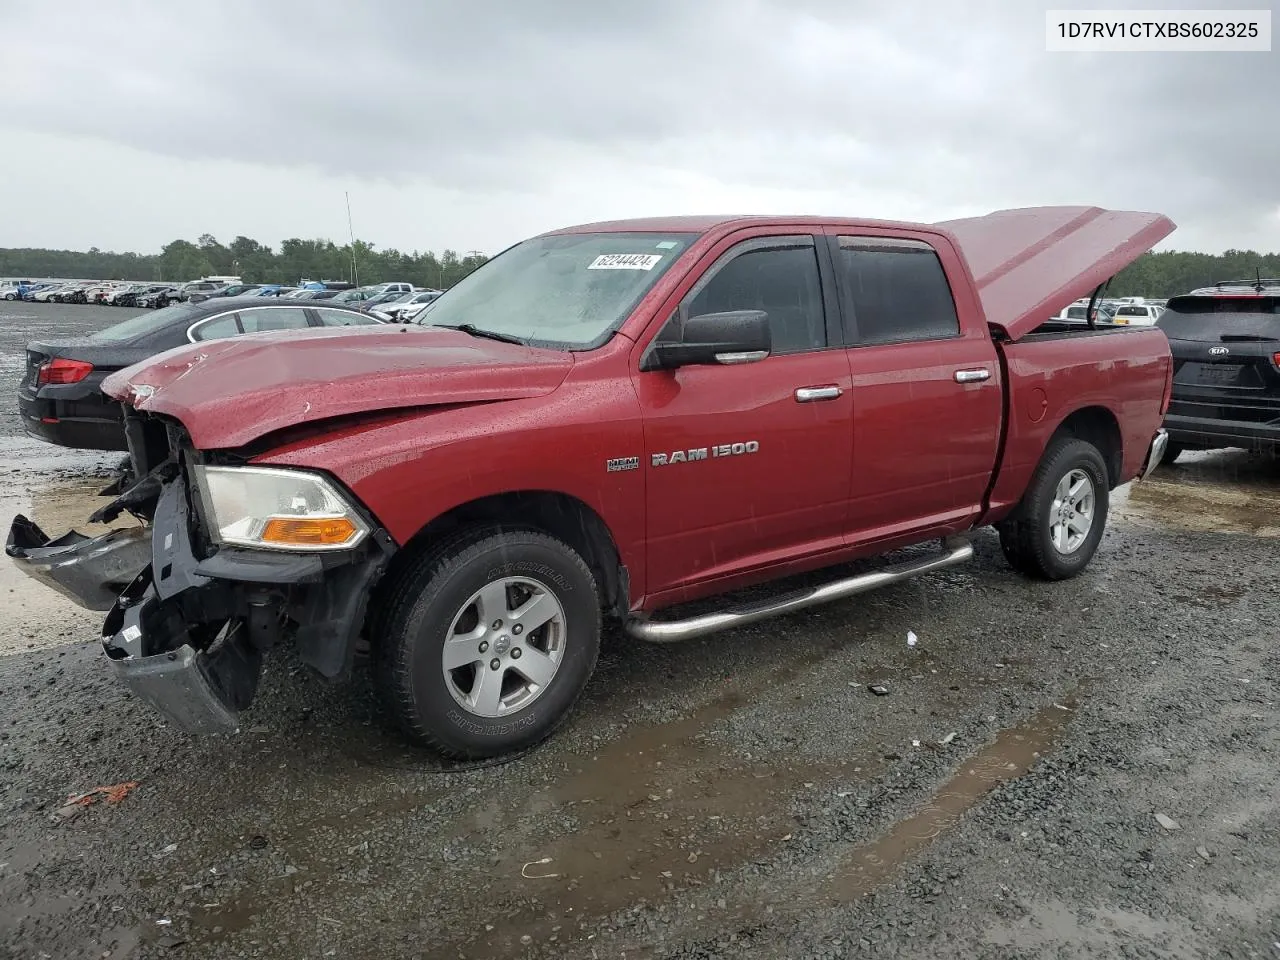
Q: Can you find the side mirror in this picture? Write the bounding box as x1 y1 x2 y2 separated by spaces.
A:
642 309 771 371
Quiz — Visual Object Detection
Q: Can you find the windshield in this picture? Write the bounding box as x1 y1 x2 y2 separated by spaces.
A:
92 302 205 341
416 231 697 347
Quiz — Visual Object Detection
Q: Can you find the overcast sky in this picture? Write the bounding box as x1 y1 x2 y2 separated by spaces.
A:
2 0 1276 256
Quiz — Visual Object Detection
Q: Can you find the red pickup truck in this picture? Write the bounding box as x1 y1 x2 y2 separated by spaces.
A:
7 206 1174 759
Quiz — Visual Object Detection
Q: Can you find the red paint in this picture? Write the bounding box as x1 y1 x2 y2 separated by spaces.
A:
102 209 1175 613
100 325 572 449
937 206 1176 341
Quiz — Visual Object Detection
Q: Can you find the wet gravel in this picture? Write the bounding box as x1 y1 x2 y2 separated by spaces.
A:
1 301 1278 960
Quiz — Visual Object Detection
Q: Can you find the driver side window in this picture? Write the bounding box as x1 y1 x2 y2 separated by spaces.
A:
673 236 827 355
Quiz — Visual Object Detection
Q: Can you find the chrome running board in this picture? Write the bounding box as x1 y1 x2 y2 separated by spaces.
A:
624 537 974 643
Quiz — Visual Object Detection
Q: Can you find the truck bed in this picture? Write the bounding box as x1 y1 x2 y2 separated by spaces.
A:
985 325 1171 522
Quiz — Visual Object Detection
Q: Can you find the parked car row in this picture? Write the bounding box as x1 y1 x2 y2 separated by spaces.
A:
1 277 445 323
1051 296 1166 326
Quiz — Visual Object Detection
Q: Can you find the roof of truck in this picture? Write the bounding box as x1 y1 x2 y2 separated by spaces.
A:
543 214 936 235
544 207 1176 342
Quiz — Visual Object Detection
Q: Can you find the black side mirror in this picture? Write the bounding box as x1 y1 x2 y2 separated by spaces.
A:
642 309 771 371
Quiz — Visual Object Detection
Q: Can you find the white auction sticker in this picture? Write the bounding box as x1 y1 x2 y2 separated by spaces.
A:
588 253 663 270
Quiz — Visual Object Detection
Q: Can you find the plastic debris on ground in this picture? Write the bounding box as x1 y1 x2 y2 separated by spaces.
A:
67 781 140 808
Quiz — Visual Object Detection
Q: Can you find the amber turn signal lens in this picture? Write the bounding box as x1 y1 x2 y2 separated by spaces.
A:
260 516 359 546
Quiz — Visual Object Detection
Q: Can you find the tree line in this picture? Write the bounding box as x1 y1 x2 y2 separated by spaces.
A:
1106 249 1280 297
0 234 491 290
2 236 1278 298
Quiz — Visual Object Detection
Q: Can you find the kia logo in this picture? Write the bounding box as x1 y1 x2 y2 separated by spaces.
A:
1208 346 1230 357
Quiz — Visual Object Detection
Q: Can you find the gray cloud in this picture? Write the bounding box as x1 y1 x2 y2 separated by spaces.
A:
3 0 1277 253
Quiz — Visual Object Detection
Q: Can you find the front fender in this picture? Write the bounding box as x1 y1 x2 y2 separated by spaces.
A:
252 376 650 599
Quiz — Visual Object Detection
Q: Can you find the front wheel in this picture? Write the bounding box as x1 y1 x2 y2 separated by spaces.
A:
2 293 15 301
997 437 1110 581
375 528 601 759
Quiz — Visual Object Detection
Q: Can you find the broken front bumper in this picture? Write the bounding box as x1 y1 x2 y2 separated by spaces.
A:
8 472 392 735
6 515 151 611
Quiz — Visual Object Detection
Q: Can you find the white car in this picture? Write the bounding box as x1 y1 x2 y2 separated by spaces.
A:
1111 303 1163 326
379 289 444 321
1054 300 1118 324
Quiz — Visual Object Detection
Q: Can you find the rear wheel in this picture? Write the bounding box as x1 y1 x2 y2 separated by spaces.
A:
998 437 1110 581
375 528 601 759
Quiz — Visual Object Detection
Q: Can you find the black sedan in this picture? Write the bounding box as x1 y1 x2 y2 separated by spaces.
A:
19 299 385 452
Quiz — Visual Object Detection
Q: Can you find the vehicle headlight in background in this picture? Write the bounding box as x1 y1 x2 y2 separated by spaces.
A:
191 466 370 551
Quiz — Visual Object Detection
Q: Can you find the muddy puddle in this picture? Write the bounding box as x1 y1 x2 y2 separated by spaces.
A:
0 456 131 656
179 649 886 958
596 691 1085 959
439 693 860 958
816 692 1078 902
1113 452 1280 538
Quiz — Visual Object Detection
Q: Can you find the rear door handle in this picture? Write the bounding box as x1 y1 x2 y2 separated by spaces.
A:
794 385 843 402
954 368 991 383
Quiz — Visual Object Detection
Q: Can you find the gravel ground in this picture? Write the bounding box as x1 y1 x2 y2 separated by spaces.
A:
1 301 1277 960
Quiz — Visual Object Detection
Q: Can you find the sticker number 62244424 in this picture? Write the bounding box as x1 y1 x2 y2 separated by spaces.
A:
587 254 663 271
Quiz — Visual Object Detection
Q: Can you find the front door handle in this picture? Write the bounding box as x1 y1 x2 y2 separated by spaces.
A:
794 385 843 402
954 368 991 383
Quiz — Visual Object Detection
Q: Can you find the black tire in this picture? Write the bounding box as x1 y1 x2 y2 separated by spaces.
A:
374 528 601 759
997 437 1110 581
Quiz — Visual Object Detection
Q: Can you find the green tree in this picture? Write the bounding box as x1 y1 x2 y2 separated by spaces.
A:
0 232 499 288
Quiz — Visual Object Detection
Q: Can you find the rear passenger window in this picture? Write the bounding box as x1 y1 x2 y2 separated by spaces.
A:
192 314 240 341
238 307 311 333
835 237 959 345
314 308 379 326
683 237 826 354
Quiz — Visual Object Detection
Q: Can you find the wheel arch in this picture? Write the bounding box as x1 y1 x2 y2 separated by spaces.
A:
377 490 629 620
1049 405 1123 488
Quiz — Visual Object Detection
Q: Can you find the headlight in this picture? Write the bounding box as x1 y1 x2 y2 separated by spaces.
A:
191 465 370 551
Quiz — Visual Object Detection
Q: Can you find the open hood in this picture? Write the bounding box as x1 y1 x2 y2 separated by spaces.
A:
936 206 1175 341
101 325 574 449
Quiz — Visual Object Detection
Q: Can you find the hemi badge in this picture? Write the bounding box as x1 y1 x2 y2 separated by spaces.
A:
606 457 639 473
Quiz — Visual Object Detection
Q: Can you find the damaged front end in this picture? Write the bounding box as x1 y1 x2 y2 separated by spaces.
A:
7 413 394 734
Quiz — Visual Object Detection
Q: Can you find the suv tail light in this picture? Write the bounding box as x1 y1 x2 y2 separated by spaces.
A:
1161 357 1173 415
37 358 94 386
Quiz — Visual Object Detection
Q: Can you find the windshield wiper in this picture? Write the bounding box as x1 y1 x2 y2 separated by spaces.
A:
433 323 527 345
